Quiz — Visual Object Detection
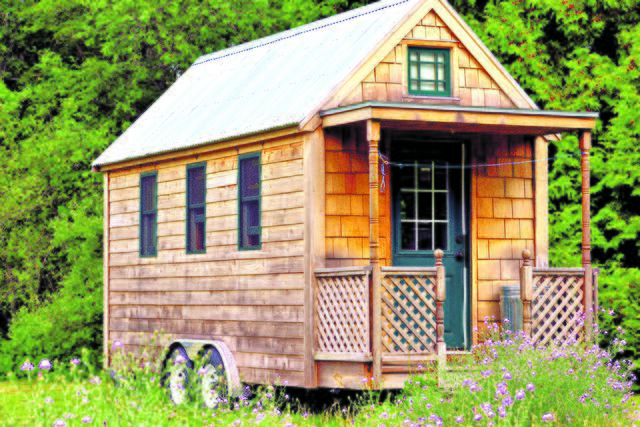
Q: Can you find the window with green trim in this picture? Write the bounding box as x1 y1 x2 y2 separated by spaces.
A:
139 171 157 257
408 47 451 97
238 153 261 250
186 162 206 254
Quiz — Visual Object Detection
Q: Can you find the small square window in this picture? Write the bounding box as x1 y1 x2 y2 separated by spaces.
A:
408 47 451 97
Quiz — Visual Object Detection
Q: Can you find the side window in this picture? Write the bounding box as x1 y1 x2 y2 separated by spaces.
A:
408 47 451 97
186 162 207 254
238 153 261 250
139 171 158 257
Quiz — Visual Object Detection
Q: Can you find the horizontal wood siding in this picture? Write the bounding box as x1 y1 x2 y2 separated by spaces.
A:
474 135 534 332
107 135 306 387
342 10 515 109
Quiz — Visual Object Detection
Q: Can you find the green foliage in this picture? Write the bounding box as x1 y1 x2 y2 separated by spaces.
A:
450 0 640 386
1 0 639 382
0 0 348 372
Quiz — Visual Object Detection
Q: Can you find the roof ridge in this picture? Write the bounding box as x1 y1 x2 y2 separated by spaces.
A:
193 0 410 66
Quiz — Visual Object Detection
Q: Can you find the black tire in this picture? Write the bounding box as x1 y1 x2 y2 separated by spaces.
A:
199 347 227 408
162 346 193 405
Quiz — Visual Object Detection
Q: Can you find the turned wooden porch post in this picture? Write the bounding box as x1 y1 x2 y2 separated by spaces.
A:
580 131 594 338
435 249 446 371
367 120 382 383
520 249 533 338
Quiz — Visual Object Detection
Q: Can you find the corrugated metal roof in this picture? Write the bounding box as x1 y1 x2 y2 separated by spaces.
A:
93 0 422 167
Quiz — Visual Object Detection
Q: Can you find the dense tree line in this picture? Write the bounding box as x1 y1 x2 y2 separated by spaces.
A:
1 0 638 380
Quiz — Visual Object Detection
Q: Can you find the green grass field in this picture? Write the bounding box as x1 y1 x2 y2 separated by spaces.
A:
1 330 638 426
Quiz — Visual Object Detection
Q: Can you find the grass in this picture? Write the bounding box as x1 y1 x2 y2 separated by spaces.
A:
0 325 638 426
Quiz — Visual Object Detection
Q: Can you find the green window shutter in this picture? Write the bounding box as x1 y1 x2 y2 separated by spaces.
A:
238 152 261 250
139 171 158 257
407 47 451 97
186 162 207 254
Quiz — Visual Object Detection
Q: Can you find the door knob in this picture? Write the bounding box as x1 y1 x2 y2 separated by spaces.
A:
455 251 464 259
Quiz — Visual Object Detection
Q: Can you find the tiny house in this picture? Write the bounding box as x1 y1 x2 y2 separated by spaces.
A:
94 0 598 393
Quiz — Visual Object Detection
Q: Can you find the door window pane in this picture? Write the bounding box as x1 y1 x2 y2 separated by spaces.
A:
401 222 416 251
434 223 448 250
417 223 433 251
434 193 447 220
400 191 415 220
418 193 432 221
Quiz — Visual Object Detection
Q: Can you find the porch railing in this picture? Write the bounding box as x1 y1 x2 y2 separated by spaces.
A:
520 250 599 346
313 252 447 370
379 267 439 359
313 266 371 361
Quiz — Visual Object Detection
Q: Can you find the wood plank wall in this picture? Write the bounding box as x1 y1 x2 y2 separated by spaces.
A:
324 127 391 268
340 10 515 109
474 135 534 331
106 135 307 386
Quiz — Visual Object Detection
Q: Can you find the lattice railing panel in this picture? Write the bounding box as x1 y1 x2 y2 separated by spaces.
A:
532 272 585 346
381 271 437 354
314 268 370 354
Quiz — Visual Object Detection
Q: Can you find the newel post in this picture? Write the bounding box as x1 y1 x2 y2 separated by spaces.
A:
367 120 382 384
580 131 594 339
520 249 533 339
435 249 446 370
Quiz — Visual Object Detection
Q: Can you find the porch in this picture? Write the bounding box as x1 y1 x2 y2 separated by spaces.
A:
311 102 598 388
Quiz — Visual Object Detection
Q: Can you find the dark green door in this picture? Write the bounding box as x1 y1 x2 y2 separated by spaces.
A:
391 140 470 349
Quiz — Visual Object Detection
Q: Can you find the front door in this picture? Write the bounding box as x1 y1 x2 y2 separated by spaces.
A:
391 139 470 349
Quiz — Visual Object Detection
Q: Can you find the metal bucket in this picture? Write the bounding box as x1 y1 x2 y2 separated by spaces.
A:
500 285 523 333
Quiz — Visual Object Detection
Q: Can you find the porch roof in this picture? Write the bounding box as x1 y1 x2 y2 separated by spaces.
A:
320 102 598 135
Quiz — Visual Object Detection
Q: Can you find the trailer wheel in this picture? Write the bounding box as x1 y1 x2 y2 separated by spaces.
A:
200 347 227 408
163 346 192 405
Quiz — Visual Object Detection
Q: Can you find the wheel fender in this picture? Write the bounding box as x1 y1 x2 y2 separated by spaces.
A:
166 339 241 397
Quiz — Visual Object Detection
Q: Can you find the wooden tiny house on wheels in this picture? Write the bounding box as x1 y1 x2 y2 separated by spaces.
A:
94 0 599 393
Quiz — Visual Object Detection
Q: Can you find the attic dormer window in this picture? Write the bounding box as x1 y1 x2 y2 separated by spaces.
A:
408 47 451 97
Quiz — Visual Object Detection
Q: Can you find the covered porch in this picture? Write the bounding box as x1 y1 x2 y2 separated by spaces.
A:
312 102 598 388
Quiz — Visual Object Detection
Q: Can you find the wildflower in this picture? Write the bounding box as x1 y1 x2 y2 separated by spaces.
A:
526 383 535 392
71 358 80 366
515 390 525 400
89 376 101 385
44 397 54 404
112 340 123 350
53 421 66 427
502 396 513 407
174 354 186 365
455 415 464 423
496 382 508 396
256 413 265 422
498 406 506 418
481 370 492 378
474 413 482 421
542 413 555 422
503 371 512 380
380 412 389 419
39 359 52 370
20 361 34 371
81 416 92 424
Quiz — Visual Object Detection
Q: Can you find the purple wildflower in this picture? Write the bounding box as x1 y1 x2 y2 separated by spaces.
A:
112 340 123 350
542 413 555 422
474 413 483 421
81 416 92 424
498 406 507 418
44 397 54 404
516 390 525 400
53 420 66 427
526 383 535 392
71 358 80 366
503 371 512 380
174 354 186 365
502 396 514 407
380 412 389 419
89 376 101 385
455 415 464 423
20 361 34 371
38 359 52 370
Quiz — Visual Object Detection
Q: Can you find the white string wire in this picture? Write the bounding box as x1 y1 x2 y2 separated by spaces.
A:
377 151 579 169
